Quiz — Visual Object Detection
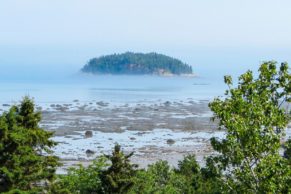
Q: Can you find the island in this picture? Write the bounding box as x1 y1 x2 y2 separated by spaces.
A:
81 52 193 75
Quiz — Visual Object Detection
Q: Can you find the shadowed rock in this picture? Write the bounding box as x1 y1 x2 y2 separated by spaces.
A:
96 101 108 107
85 149 95 157
167 139 175 145
85 131 93 138
164 101 171 106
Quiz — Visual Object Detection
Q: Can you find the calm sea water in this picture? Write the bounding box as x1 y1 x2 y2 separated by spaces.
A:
0 74 227 105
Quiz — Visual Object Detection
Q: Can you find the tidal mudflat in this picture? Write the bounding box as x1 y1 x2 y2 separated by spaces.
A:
2 98 290 173
26 99 222 173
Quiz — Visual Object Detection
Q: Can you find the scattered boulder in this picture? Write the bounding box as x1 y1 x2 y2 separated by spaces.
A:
85 131 93 138
85 149 95 157
164 101 171 106
188 100 195 104
55 105 69 112
130 137 136 140
135 132 147 136
73 99 79 102
166 139 175 145
96 101 108 107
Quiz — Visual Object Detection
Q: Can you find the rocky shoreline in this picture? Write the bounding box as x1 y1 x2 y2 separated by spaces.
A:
2 99 223 173
2 99 289 173
36 99 223 173
40 99 216 135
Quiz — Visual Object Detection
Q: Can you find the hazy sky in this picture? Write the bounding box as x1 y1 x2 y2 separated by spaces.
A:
1 0 291 79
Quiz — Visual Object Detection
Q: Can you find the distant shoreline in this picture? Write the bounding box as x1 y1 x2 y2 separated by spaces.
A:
80 72 197 77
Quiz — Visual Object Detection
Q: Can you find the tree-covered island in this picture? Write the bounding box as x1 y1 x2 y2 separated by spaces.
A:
81 52 193 75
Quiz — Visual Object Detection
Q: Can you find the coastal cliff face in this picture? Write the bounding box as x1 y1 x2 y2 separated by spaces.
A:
81 52 193 75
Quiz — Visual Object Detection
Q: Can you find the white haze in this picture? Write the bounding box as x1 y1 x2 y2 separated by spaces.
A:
0 0 291 80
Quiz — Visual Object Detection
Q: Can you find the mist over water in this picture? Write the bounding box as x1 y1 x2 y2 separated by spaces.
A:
0 74 226 105
0 46 290 105
0 0 290 104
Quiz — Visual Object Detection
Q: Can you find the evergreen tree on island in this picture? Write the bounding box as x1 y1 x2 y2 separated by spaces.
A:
81 52 193 75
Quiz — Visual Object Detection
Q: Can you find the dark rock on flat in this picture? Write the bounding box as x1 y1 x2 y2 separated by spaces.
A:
96 101 108 107
85 149 95 157
166 139 175 145
164 101 171 106
85 131 93 138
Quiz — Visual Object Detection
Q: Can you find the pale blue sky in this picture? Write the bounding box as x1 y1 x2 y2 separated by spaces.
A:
0 0 291 79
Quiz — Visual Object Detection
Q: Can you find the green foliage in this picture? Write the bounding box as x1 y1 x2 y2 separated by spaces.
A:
51 157 108 194
208 61 291 193
174 155 222 194
129 159 205 194
146 160 172 190
175 155 201 190
101 144 138 194
0 96 59 193
129 160 180 194
82 52 193 75
3 189 30 194
55 151 220 194
176 155 200 176
284 139 291 164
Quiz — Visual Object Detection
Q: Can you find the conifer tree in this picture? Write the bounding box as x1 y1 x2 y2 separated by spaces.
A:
0 97 59 193
101 144 138 194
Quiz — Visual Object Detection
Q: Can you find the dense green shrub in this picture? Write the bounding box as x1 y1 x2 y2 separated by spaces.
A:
51 157 108 194
208 61 291 193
